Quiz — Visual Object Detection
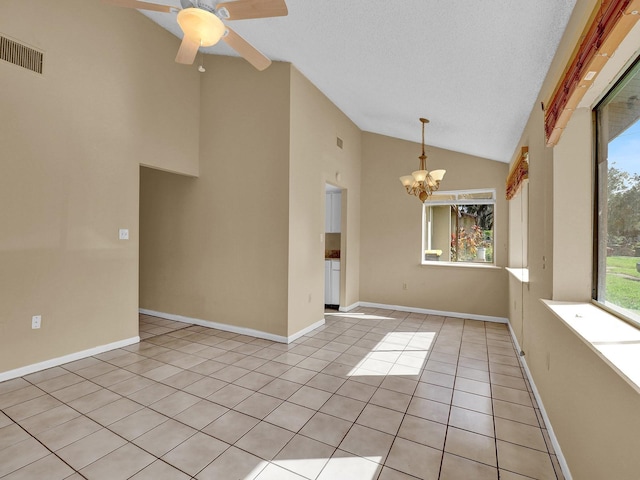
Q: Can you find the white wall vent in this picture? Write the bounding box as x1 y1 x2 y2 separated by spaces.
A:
0 35 43 74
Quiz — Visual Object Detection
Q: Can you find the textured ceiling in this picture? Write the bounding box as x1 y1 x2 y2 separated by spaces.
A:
140 0 577 163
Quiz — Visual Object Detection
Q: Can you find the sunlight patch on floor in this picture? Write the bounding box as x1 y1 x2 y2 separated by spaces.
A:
348 332 435 376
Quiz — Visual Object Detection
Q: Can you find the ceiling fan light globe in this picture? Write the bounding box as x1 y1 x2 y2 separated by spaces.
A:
177 8 225 46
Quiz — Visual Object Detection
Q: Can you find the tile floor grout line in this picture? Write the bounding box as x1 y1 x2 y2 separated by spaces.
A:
43 328 228 479
435 319 463 480
2 310 554 479
28 382 197 479
124 314 355 478
57 323 362 479
86 328 261 479
0 383 90 480
492 326 563 480
486 320 503 480
514 345 562 480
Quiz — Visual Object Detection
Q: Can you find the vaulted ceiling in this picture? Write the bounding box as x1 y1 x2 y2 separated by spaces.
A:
139 0 577 163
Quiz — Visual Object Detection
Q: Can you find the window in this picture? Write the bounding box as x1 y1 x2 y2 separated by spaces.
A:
422 189 495 264
594 57 640 328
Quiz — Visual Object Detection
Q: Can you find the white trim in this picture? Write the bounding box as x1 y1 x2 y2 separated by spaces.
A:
356 302 508 323
288 318 326 343
422 188 497 205
506 267 530 283
507 323 573 480
139 309 324 344
339 302 361 312
541 300 640 393
0 336 140 383
419 262 501 270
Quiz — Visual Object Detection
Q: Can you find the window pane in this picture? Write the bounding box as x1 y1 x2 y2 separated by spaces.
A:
426 193 457 203
423 198 494 264
595 61 640 327
459 191 494 200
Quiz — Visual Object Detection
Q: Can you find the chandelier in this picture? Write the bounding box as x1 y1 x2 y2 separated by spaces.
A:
399 118 446 201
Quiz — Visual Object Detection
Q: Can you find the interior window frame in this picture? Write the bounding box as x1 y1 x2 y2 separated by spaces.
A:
421 188 497 266
593 56 640 330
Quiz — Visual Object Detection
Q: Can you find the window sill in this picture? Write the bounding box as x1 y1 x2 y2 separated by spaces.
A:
506 267 529 283
420 262 502 270
541 299 640 394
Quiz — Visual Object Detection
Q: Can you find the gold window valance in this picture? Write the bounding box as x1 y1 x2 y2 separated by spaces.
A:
506 147 529 200
545 0 640 146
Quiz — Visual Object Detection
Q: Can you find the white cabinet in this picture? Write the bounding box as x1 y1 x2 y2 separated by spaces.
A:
330 260 340 305
324 260 331 304
325 259 340 305
325 192 342 233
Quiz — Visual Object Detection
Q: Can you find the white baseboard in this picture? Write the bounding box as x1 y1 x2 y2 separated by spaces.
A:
507 324 572 480
0 336 140 383
339 302 360 312
140 309 324 344
352 301 508 323
288 318 326 343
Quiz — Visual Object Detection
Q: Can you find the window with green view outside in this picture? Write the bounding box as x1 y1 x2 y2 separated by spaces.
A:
595 57 640 328
422 190 495 264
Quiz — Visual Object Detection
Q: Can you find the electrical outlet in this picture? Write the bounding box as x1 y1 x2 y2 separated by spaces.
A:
119 228 129 240
402 282 408 290
32 315 41 329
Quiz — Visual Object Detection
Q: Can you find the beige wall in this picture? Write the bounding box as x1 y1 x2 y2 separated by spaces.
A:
0 0 199 373
6 6 639 476
360 132 509 319
140 61 362 339
508 181 528 268
140 57 291 337
140 63 362 338
552 108 593 301
508 1 640 478
288 67 362 332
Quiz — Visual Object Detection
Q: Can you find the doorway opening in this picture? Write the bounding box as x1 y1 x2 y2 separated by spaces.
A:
324 183 344 310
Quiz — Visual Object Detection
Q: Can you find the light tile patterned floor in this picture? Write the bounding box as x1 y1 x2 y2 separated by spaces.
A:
0 308 565 479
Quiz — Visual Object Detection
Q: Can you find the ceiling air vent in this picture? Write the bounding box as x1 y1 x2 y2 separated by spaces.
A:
0 35 43 74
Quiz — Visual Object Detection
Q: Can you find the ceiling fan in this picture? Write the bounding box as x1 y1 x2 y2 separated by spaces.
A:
103 0 288 70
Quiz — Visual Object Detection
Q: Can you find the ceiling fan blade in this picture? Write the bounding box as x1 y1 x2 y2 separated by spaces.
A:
222 27 271 71
216 0 287 20
175 36 200 64
102 0 172 13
